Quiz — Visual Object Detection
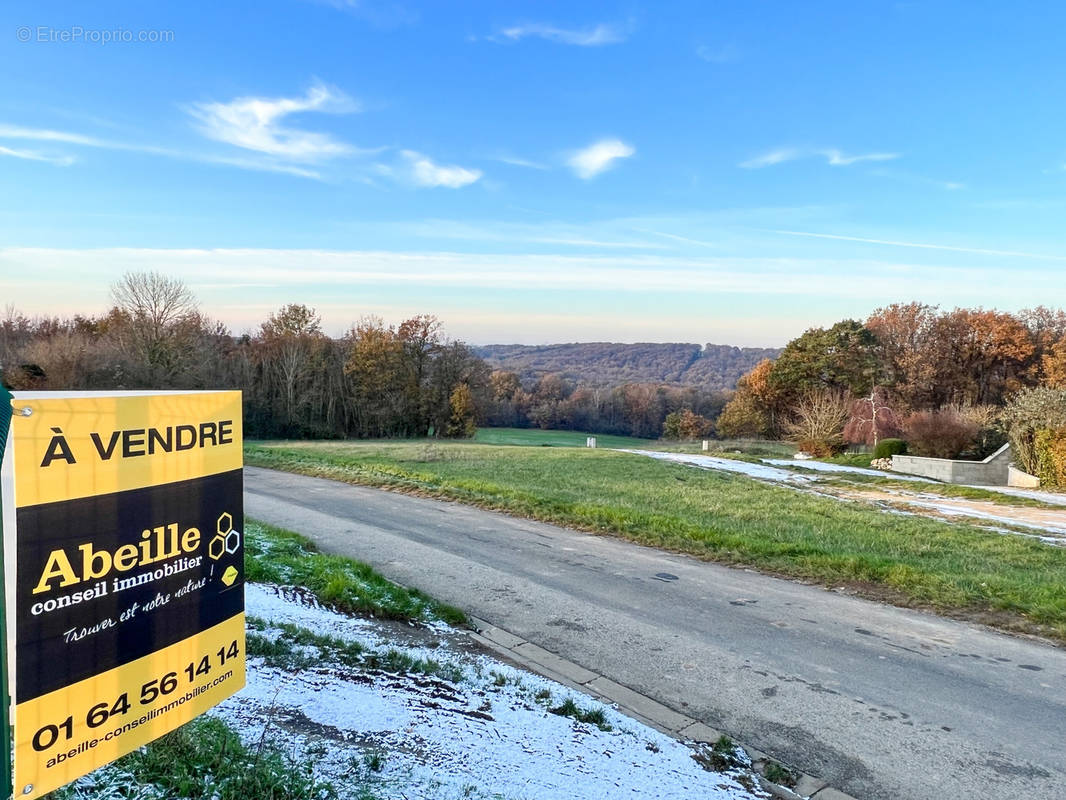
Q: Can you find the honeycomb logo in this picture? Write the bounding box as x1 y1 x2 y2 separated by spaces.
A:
208 512 241 561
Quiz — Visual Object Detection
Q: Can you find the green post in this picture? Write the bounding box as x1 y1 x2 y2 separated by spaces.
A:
0 383 12 800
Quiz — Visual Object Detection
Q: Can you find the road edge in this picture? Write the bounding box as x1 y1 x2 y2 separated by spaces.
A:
467 615 859 800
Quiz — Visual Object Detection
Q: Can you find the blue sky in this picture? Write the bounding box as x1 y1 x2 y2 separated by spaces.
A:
2 1 1066 346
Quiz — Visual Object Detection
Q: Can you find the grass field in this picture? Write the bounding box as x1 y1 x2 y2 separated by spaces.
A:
246 440 1066 642
473 426 656 448
653 439 797 458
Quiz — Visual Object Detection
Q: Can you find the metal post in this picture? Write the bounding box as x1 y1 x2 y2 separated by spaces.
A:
0 384 12 800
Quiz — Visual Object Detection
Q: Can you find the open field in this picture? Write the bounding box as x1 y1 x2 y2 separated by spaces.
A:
246 440 1066 642
473 426 656 448
652 438 798 458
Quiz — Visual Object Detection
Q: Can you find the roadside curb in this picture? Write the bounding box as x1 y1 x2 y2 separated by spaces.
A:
467 616 860 800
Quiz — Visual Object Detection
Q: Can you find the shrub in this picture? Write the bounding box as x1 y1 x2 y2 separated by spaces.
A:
1003 387 1066 483
902 410 978 459
948 403 1007 459
678 408 714 439
873 438 907 459
664 409 715 440
1033 427 1066 488
785 389 850 456
716 392 771 439
796 438 838 458
662 411 682 440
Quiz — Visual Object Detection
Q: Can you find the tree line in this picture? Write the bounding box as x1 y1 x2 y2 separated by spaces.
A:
1 272 727 440
716 303 1066 483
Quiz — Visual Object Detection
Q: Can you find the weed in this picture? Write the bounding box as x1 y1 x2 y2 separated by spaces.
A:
693 736 746 773
764 760 799 788
549 697 612 731
361 749 386 773
246 632 318 671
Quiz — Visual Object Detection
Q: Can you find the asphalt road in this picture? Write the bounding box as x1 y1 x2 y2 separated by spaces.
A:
245 466 1066 800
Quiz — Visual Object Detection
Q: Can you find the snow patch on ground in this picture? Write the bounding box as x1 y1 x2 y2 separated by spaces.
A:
214 584 768 800
965 485 1066 506
620 449 1066 542
762 458 933 482
886 497 1066 540
619 450 811 483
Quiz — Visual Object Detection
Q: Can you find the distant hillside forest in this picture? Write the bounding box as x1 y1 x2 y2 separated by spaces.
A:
474 342 781 390
11 275 1061 465
0 272 731 440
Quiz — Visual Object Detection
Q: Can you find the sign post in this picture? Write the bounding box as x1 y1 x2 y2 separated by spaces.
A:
1 390 245 799
1 384 13 800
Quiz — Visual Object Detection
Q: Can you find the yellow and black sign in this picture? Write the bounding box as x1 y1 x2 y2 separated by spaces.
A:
1 391 245 799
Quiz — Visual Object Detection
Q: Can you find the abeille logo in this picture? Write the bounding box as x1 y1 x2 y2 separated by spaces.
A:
221 565 239 587
39 420 236 468
208 513 241 561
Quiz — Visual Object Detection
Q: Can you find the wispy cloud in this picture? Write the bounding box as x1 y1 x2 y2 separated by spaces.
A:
0 142 76 166
398 150 482 188
494 22 627 46
0 108 473 187
388 218 666 249
633 228 718 248
0 122 324 178
306 0 419 28
739 148 803 169
740 147 900 169
187 84 357 162
821 149 899 166
695 43 739 63
490 154 549 170
0 124 108 147
769 229 1066 262
8 247 1064 324
568 139 635 179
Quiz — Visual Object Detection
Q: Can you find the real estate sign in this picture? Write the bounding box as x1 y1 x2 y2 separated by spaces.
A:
0 390 245 799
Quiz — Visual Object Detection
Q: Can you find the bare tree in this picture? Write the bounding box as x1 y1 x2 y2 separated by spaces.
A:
108 272 204 386
111 272 198 335
786 389 851 456
258 304 324 428
843 386 901 447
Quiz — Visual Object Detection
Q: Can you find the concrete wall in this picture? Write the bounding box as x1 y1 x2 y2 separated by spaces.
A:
891 443 1012 486
1008 465 1041 488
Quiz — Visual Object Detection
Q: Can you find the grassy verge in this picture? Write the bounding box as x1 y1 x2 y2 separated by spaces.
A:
246 441 1066 642
49 716 341 800
246 519 466 625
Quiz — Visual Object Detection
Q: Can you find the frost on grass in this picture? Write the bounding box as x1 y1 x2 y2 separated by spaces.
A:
245 521 461 628
214 583 769 800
